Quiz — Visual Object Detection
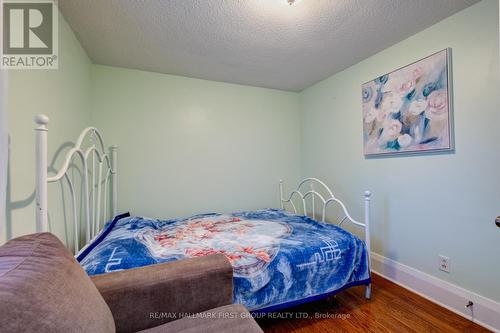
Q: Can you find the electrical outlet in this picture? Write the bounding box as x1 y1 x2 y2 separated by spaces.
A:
439 255 450 273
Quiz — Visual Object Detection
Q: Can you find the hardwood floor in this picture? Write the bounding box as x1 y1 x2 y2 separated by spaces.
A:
257 273 490 333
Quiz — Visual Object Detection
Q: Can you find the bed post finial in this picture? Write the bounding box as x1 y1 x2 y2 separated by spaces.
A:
279 180 284 210
35 114 49 232
35 114 49 127
110 145 118 217
364 190 372 299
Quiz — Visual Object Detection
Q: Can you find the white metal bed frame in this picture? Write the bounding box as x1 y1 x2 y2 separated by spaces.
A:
34 114 371 299
34 114 117 254
279 178 372 299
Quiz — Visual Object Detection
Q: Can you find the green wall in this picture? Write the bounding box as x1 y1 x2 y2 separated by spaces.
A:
3 0 498 306
300 0 500 301
3 12 301 246
91 65 301 219
4 12 92 247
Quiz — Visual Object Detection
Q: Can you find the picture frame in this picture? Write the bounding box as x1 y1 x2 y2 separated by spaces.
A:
362 48 453 156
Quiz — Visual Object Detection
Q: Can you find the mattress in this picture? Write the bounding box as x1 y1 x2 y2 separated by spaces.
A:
78 209 370 311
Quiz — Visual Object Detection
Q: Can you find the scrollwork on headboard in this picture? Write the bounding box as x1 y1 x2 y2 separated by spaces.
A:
279 178 372 300
279 178 367 228
35 114 117 253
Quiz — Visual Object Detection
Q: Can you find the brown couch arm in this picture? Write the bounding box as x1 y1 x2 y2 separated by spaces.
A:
90 254 233 333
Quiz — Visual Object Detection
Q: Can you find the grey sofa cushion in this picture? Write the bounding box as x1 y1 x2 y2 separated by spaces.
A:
0 232 115 333
91 254 234 333
138 304 263 333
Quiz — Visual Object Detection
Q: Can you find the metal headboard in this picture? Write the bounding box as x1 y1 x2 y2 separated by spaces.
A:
34 114 117 253
280 178 372 299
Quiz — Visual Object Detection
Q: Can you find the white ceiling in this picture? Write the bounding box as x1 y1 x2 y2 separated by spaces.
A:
59 0 479 92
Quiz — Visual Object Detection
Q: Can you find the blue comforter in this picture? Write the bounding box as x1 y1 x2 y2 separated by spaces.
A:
78 209 370 311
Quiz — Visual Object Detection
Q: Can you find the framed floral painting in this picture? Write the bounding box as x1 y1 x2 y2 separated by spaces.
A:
362 48 453 156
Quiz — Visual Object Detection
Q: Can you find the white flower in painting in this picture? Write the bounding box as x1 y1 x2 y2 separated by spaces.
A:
397 79 416 96
425 90 448 121
380 92 404 114
381 119 403 142
409 99 428 115
397 134 413 148
376 110 389 123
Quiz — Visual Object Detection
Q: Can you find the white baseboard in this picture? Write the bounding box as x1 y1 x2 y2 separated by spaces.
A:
370 252 500 333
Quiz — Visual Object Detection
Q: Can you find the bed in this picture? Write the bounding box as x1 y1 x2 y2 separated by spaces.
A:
33 114 372 312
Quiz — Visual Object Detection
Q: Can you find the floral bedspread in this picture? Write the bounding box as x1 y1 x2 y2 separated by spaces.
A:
78 209 370 311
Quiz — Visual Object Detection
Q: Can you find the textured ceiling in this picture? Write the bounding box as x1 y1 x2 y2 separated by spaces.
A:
59 0 479 91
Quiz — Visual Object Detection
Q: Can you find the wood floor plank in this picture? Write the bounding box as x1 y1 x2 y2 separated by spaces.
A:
256 273 491 333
